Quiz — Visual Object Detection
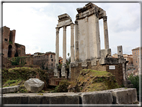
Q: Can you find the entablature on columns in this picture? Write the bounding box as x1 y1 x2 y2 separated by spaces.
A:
76 2 106 20
57 13 73 28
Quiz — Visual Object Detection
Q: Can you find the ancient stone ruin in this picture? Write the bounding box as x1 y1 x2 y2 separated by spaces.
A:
54 2 129 87
1 26 25 58
54 13 74 78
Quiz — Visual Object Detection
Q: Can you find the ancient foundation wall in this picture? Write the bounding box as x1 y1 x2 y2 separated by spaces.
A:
106 64 123 86
25 56 33 65
71 61 123 86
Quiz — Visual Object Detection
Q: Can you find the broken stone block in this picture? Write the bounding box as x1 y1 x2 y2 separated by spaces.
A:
100 49 111 58
117 46 123 58
2 85 20 94
24 78 44 93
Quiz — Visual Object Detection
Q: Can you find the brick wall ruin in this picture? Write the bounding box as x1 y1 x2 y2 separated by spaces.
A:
1 26 25 58
70 61 123 86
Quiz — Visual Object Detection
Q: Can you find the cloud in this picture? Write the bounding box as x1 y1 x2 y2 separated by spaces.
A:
107 3 140 33
3 3 140 56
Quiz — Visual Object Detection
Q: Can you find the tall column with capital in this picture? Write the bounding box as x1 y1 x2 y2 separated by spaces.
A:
71 24 75 63
96 16 101 58
62 26 66 77
103 16 109 49
63 26 66 64
55 27 59 65
85 17 90 60
75 21 79 61
54 27 59 77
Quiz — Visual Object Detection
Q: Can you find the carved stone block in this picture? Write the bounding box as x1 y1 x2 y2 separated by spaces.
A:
82 61 87 67
91 58 98 66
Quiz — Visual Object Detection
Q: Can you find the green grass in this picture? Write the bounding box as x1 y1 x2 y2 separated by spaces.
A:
81 69 113 77
70 69 119 92
3 79 22 87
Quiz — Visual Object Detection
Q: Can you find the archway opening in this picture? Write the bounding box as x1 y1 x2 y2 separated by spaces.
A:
8 45 12 57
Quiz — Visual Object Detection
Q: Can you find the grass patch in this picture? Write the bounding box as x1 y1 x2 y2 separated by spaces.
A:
69 69 120 92
3 79 22 87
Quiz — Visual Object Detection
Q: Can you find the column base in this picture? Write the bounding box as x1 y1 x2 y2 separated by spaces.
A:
68 64 71 78
61 63 66 77
54 64 59 77
54 68 58 77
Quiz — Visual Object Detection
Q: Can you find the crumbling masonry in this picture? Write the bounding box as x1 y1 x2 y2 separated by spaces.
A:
1 26 25 58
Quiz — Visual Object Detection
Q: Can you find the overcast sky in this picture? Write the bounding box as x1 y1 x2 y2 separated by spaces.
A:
3 2 140 57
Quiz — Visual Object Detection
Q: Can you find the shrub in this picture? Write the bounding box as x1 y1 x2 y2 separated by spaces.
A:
54 80 70 92
128 74 141 96
11 57 26 66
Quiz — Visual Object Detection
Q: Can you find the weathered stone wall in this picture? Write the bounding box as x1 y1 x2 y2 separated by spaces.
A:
71 61 123 86
25 56 33 65
70 63 82 81
15 43 25 57
106 64 123 86
2 56 12 68
2 26 10 58
1 26 25 58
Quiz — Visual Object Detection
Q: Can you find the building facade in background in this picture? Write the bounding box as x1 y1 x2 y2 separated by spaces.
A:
112 54 133 65
132 47 142 67
1 26 25 58
33 52 55 70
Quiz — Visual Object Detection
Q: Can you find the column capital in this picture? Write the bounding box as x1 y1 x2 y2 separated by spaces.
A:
63 26 67 31
56 27 59 33
75 20 78 25
103 16 107 21
71 23 74 29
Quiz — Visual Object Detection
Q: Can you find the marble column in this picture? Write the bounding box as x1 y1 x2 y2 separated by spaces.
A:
85 17 90 61
71 24 75 63
96 17 101 58
62 26 66 77
54 27 59 77
55 27 59 65
103 16 109 49
75 21 79 61
63 26 66 64
94 13 101 58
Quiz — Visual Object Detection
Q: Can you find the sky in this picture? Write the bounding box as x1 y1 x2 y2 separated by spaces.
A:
3 2 140 58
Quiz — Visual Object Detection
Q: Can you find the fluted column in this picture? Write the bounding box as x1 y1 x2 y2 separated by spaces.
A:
61 26 67 77
54 27 59 77
103 16 109 49
71 24 75 63
55 27 59 65
85 17 90 60
75 21 79 61
96 16 101 58
63 26 66 64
